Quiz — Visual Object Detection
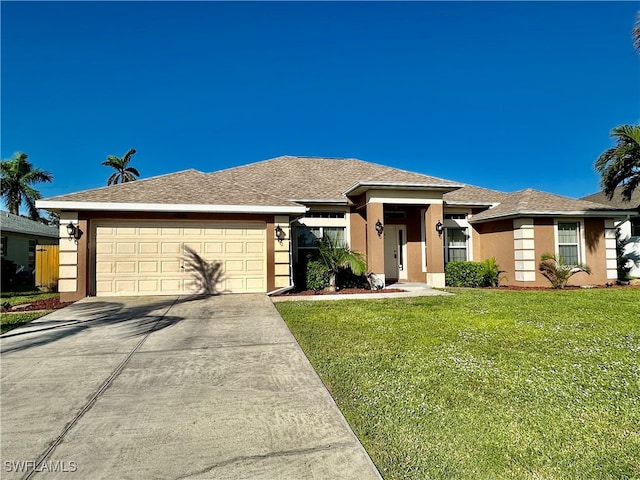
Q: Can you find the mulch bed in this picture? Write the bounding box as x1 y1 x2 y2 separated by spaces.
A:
274 288 406 296
489 283 640 291
1 298 75 313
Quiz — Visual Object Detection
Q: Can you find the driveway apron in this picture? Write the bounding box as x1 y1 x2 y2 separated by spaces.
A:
1 295 381 479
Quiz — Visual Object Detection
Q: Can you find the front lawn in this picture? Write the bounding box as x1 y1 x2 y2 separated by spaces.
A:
1 289 59 334
276 289 640 479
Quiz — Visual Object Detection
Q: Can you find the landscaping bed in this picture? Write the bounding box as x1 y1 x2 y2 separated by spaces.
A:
273 287 406 296
1 297 75 313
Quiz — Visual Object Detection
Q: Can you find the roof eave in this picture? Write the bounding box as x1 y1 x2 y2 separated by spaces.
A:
36 200 307 215
344 181 463 197
470 210 633 224
289 198 350 205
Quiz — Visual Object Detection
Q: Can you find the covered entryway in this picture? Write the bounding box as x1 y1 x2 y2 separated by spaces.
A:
94 221 266 295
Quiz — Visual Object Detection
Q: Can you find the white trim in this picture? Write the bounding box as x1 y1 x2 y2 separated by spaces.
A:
37 200 307 214
472 210 632 223
345 181 463 196
420 209 427 273
554 219 586 265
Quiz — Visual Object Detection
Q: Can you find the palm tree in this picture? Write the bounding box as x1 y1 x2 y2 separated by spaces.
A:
538 253 591 289
316 235 367 292
595 124 640 201
102 148 140 185
0 152 53 220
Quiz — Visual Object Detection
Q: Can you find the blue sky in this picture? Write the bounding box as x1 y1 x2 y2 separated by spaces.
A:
2 1 639 206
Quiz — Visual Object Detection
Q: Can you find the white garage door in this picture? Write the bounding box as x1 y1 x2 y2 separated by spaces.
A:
95 221 266 296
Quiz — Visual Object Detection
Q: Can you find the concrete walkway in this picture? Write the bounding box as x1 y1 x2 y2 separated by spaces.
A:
1 295 381 479
271 282 451 302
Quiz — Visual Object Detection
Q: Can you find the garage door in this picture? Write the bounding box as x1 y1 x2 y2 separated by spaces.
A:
95 221 266 296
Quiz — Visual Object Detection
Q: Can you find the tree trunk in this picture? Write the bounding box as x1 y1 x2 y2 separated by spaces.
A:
327 272 337 292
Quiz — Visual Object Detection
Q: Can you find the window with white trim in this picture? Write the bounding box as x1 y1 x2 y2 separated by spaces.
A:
557 222 580 265
445 228 468 262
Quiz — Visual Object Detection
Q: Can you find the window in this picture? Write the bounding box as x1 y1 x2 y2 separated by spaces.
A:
296 225 345 249
557 222 579 265
445 228 468 262
303 212 345 219
444 213 467 220
632 218 640 237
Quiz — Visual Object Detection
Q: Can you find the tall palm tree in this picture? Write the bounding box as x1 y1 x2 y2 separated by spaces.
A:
0 152 53 219
102 148 140 185
595 124 640 202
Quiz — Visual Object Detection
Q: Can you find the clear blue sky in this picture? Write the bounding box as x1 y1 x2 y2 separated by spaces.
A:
2 1 639 205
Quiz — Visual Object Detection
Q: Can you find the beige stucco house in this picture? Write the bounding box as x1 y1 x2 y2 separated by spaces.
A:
36 156 630 302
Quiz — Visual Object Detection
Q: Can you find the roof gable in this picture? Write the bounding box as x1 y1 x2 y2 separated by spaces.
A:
208 156 462 202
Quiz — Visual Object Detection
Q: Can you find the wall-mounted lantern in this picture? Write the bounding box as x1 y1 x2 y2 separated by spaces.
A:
375 220 384 237
435 221 444 237
275 225 286 244
66 222 82 241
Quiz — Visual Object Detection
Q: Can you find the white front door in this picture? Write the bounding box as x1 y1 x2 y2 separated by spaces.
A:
384 225 407 281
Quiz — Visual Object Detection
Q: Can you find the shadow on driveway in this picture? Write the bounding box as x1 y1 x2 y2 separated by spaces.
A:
0 295 214 355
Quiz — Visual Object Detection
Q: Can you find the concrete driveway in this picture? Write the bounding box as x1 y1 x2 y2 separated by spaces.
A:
1 295 381 479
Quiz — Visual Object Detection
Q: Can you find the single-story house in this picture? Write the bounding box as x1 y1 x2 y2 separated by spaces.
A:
37 156 632 302
0 211 59 272
582 187 640 277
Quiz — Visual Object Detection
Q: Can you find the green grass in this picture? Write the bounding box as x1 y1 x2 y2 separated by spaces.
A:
276 289 640 479
1 311 52 334
1 289 58 334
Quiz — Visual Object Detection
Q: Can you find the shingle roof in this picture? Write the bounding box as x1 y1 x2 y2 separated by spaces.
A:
208 156 462 202
443 185 508 205
581 187 640 211
470 188 626 223
0 211 59 238
39 169 304 211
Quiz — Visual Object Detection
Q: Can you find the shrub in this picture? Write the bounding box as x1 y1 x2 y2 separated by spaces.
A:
481 257 505 287
539 253 591 289
306 259 329 291
445 261 485 287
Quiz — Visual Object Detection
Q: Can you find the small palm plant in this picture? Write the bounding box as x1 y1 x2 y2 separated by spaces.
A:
538 253 591 289
316 235 367 292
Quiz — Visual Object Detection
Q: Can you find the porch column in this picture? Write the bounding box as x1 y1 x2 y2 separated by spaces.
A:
366 202 385 282
425 203 445 287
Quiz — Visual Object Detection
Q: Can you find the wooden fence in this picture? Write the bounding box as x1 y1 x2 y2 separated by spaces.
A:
36 244 59 291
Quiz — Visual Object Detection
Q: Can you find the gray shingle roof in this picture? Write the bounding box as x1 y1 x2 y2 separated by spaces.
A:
443 185 508 205
0 211 59 238
470 188 627 223
208 156 462 202
40 169 304 210
581 187 640 211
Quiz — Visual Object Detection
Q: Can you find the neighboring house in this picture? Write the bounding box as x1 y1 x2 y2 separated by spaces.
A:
0 211 59 272
582 187 640 278
36 156 631 302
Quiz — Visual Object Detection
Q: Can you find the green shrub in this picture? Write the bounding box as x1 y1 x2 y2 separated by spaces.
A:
445 261 485 287
336 267 370 289
481 257 505 287
306 259 329 291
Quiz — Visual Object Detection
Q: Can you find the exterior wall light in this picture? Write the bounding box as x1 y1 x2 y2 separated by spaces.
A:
275 225 286 243
375 220 384 237
66 222 82 241
435 221 444 237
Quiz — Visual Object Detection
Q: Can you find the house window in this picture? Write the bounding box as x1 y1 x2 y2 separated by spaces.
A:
303 212 346 219
557 222 580 265
445 228 468 262
297 225 345 249
444 213 467 220
632 218 640 237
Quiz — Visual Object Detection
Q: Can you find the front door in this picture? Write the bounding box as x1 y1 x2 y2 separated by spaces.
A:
384 225 407 281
